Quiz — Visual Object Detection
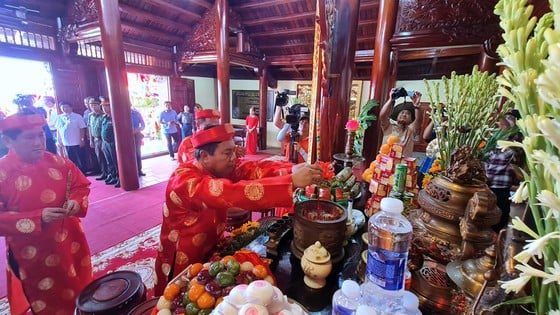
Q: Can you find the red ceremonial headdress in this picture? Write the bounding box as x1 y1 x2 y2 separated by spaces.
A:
191 124 235 148
0 114 46 132
195 109 220 120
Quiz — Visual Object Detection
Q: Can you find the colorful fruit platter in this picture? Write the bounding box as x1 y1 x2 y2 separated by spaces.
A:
153 250 306 315
296 164 361 206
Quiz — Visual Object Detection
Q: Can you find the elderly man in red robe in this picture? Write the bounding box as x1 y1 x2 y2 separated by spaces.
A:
177 109 221 164
154 123 323 295
0 113 92 315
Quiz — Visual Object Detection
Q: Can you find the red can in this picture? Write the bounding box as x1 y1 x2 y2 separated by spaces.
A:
305 184 317 198
334 187 344 201
318 187 331 200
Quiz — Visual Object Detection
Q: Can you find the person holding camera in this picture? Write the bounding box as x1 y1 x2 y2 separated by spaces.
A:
379 87 423 157
276 106 310 163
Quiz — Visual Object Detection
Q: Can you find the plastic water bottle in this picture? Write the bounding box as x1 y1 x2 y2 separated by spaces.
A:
365 197 413 312
401 291 422 315
332 280 361 315
355 304 379 315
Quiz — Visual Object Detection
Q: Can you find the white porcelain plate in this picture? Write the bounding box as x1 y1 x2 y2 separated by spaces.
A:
352 209 366 230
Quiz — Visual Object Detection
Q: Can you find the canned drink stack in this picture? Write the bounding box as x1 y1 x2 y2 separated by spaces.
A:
392 163 408 194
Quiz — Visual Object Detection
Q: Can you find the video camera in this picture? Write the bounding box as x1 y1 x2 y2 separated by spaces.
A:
285 103 309 129
275 89 296 107
391 87 416 100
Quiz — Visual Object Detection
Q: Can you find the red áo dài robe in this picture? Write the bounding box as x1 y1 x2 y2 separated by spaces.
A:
245 115 259 155
154 159 295 295
0 151 92 315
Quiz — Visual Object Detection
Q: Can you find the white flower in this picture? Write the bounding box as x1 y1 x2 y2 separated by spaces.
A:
515 232 560 265
536 116 560 150
531 150 560 182
511 182 529 203
516 263 550 279
549 310 560 315
543 261 560 285
499 274 532 294
537 190 560 219
536 43 560 110
510 216 540 239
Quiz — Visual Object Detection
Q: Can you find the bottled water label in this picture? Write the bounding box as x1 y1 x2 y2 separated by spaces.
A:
367 247 407 291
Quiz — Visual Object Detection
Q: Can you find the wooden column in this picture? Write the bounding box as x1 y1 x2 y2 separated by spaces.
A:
478 39 499 74
312 0 361 162
362 0 399 165
258 67 268 149
95 0 139 191
216 0 231 123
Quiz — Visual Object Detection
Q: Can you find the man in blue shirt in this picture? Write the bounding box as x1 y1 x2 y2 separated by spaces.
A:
131 107 146 176
158 101 180 160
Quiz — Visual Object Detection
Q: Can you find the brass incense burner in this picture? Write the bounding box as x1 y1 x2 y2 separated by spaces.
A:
407 150 502 313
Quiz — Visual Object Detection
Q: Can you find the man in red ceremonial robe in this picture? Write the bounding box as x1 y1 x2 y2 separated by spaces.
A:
0 113 92 315
177 108 220 164
154 123 323 295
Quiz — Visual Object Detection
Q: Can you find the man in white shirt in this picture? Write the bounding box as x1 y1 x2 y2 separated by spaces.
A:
56 102 87 173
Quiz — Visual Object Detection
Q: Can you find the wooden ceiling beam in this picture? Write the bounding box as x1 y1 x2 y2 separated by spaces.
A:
121 22 184 44
233 0 315 10
259 42 312 50
188 0 212 10
142 0 202 20
119 3 191 34
250 27 314 38
242 12 315 26
397 45 482 61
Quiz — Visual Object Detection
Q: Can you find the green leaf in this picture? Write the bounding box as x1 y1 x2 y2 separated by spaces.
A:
488 295 534 311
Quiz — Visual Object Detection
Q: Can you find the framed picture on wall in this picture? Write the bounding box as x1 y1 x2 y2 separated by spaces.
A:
296 83 312 107
296 81 363 119
232 90 259 119
349 81 363 120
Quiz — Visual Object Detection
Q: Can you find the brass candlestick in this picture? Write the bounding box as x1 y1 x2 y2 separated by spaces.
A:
345 130 356 158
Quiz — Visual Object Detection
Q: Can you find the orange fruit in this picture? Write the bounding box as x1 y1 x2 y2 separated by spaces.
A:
188 282 205 302
380 144 391 154
221 255 236 264
197 291 216 309
188 263 204 278
387 135 400 145
163 283 181 300
252 265 268 279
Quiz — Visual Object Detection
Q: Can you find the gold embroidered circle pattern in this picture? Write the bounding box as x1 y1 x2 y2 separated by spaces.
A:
244 183 264 201
255 167 263 178
0 169 7 182
68 265 77 277
31 300 47 312
38 277 54 290
208 179 224 197
48 168 63 181
186 178 197 197
169 191 183 206
61 289 75 301
54 229 68 242
175 251 189 265
45 254 61 267
53 155 66 166
163 202 169 217
168 230 179 242
70 242 81 254
40 189 57 204
21 246 37 259
15 175 32 192
81 256 91 267
16 219 35 233
192 233 207 247
183 215 198 227
162 263 171 276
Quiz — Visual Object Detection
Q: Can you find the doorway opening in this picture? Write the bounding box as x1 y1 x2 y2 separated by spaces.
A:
127 72 170 157
0 56 54 114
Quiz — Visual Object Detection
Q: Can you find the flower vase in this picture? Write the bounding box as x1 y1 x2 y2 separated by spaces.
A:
345 130 356 158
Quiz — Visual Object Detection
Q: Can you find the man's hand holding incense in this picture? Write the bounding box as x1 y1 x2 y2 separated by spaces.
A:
292 163 323 188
